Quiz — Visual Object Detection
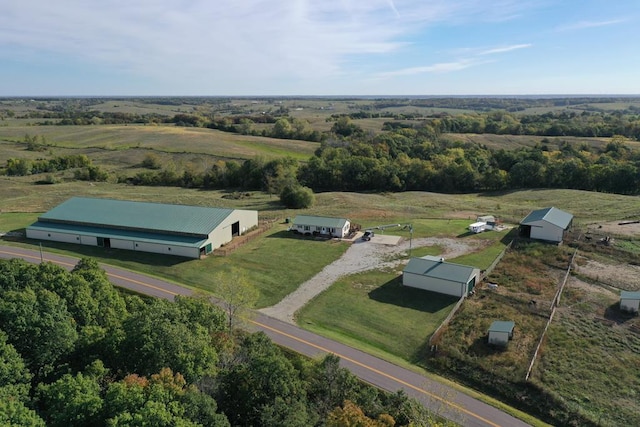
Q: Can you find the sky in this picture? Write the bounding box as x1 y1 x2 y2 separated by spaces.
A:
1 0 639 96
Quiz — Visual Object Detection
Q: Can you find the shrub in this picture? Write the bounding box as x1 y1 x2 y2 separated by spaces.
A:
279 185 315 209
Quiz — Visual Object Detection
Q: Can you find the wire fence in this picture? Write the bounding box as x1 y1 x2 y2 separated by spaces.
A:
525 248 578 381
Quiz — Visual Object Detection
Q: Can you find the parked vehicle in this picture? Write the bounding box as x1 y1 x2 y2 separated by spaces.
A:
361 230 374 241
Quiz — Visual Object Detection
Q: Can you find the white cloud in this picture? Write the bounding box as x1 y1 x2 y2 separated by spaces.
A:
0 0 538 93
374 41 528 79
376 59 483 77
478 44 532 55
556 19 626 32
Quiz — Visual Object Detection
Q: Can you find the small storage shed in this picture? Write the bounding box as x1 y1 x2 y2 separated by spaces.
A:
402 256 480 297
488 321 515 346
520 207 573 243
477 215 496 224
291 215 351 238
620 290 640 313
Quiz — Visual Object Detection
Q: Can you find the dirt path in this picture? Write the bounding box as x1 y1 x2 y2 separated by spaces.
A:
260 237 482 323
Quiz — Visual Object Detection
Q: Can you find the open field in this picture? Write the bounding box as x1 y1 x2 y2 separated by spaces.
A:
0 124 318 163
2 174 640 426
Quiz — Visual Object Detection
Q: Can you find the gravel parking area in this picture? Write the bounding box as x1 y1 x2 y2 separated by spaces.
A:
260 236 482 323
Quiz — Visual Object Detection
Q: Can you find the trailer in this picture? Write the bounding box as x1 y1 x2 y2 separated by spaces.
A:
469 221 487 233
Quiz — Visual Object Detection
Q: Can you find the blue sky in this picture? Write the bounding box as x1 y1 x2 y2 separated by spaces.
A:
1 0 639 96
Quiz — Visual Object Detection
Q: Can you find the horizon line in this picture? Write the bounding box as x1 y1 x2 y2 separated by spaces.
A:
2 94 640 99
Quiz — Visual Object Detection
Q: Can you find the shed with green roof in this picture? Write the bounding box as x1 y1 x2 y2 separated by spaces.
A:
488 321 515 346
620 290 640 313
26 197 258 258
402 255 480 297
291 215 351 238
520 207 573 243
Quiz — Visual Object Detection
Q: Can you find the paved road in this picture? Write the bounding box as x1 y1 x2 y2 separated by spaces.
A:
0 245 532 427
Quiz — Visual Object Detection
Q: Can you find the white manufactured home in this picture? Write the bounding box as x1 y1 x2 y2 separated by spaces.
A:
291 215 351 238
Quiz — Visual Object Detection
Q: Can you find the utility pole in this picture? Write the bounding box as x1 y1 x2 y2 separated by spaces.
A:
39 242 43 263
408 224 413 257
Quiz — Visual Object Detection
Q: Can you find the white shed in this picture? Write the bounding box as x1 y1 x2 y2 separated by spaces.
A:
488 321 515 346
402 256 480 298
520 207 573 243
620 291 640 313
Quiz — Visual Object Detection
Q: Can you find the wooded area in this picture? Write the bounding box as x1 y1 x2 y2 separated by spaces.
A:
0 258 449 427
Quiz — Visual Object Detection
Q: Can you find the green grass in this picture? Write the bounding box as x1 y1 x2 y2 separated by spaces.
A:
537 314 640 426
452 230 515 270
0 212 40 233
0 124 318 162
297 270 459 362
1 221 348 308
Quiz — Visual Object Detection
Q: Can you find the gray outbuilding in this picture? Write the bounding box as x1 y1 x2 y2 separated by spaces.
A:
520 207 573 243
620 290 640 313
402 256 480 297
488 321 515 346
26 197 258 259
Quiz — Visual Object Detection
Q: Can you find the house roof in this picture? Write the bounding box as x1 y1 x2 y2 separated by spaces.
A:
489 320 515 333
403 257 478 284
520 207 573 229
37 197 233 236
621 290 640 300
292 215 348 229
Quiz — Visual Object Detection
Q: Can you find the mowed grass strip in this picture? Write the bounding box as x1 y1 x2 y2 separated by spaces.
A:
297 270 458 363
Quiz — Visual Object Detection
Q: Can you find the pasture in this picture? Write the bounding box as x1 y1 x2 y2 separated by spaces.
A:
2 98 640 426
2 179 640 425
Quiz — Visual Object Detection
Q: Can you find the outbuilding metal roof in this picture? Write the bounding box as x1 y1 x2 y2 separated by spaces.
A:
489 320 515 333
520 207 573 229
38 197 233 236
403 257 477 284
292 215 348 229
621 290 640 300
28 221 207 248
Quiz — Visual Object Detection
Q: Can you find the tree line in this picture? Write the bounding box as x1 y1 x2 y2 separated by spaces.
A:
118 130 640 195
0 258 450 426
5 154 92 176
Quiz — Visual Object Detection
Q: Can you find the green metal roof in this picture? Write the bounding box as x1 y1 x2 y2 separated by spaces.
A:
28 221 207 248
403 257 477 284
621 291 640 300
489 321 515 333
292 215 348 229
521 207 573 228
38 197 233 236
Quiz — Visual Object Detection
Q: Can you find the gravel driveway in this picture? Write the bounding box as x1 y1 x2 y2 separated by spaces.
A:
260 237 481 323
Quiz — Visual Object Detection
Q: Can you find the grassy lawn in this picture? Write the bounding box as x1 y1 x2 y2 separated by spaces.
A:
1 217 348 308
297 270 459 363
